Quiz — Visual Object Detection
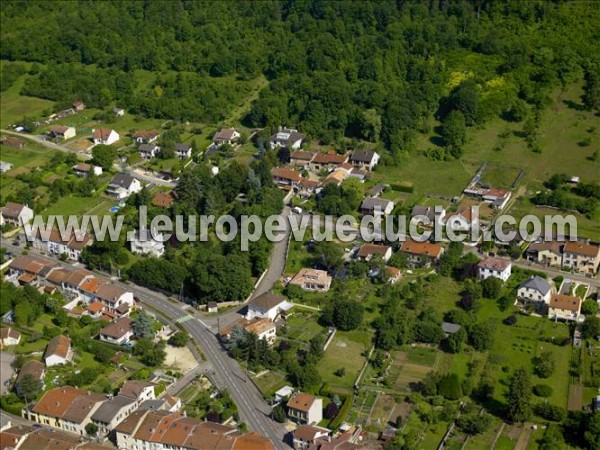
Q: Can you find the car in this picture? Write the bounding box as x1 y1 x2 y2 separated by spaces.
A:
12 240 20 246
292 206 303 214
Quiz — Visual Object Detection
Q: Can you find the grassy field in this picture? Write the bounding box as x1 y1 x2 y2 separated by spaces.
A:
284 312 325 342
42 195 106 218
252 370 287 397
319 331 369 392
0 66 54 126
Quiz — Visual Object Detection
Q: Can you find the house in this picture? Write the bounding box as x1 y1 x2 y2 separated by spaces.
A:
72 100 85 111
443 207 474 231
356 244 392 262
269 127 304 150
130 229 165 257
49 125 76 140
137 394 182 414
133 130 160 144
152 191 175 208
548 294 582 321
400 239 444 268
562 241 600 274
477 257 512 282
0 202 34 226
290 151 316 166
293 424 330 450
220 317 277 346
297 179 320 198
98 317 134 345
386 266 402 284
95 284 135 313
309 152 348 171
0 327 21 346
287 392 323 425
360 197 395 215
411 205 447 227
32 228 93 261
85 301 106 319
113 107 125 117
44 335 74 366
368 184 386 198
118 380 156 405
72 162 102 177
289 268 332 292
246 293 289 321
175 143 192 159
92 128 120 145
213 128 240 146
274 386 294 404
1 136 24 148
139 143 160 159
271 167 303 188
90 395 137 436
482 188 512 209
322 168 349 187
0 425 115 449
517 276 553 304
114 410 274 450
441 322 462 338
23 387 109 436
526 241 564 267
349 150 380 171
207 301 218 313
6 255 58 287
106 173 142 199
14 361 45 397
0 161 13 173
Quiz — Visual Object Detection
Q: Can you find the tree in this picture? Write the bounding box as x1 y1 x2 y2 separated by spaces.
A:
582 66 600 112
582 316 600 340
311 241 343 271
272 405 286 423
444 327 466 354
91 145 117 170
582 299 599 316
481 277 503 299
85 422 99 436
324 402 339 420
457 411 491 435
323 298 364 331
533 384 553 398
532 350 555 378
449 79 479 125
168 332 188 347
309 334 325 360
437 373 462 400
507 368 532 423
585 412 600 450
468 323 494 351
17 373 42 401
441 110 467 158
133 312 155 339
134 338 166 366
535 403 566 422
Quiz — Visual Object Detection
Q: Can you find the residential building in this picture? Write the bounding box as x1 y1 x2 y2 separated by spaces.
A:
44 335 74 366
271 167 303 188
0 425 115 449
49 125 76 140
477 257 512 282
290 150 316 166
113 107 125 117
130 229 165 258
410 205 446 227
98 317 134 345
400 239 444 268
368 184 386 198
548 294 582 321
118 380 156 405
32 228 93 261
72 100 86 111
309 152 348 171
386 266 402 284
106 173 142 199
137 394 182 413
14 361 45 397
246 293 289 321
6 255 57 287
91 395 137 436
525 241 564 267
360 197 395 215
133 130 160 144
289 268 332 292
292 425 330 450
73 162 103 177
482 188 512 209
1 136 24 148
213 128 241 146
349 150 380 171
269 127 304 150
562 241 600 274
95 284 135 313
220 317 277 346
517 276 553 304
0 202 34 226
0 327 21 346
322 168 349 187
175 143 192 159
92 128 120 145
441 322 462 338
0 161 13 173
287 392 323 425
356 244 392 262
139 143 160 159
114 410 274 450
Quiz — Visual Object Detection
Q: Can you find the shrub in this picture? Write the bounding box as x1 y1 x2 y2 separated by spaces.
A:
533 384 553 398
535 403 566 421
503 315 518 325
438 374 462 400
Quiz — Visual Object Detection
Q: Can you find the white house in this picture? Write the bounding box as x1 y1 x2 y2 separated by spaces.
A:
92 128 120 145
73 162 103 177
356 244 393 262
0 161 13 173
139 143 160 159
213 128 240 146
33 228 93 261
130 229 165 258
118 380 156 406
477 257 512 282
0 202 34 226
269 127 304 150
0 327 21 346
288 268 332 292
287 392 323 425
517 276 552 304
293 425 331 450
349 150 380 171
44 335 74 367
113 107 125 117
246 293 289 321
106 174 142 199
98 317 134 345
562 241 600 275
49 125 76 140
175 143 192 159
548 294 582 321
133 130 160 144
95 284 135 313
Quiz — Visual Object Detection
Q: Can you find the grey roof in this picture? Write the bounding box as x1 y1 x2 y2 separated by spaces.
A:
368 184 386 196
350 150 378 163
519 276 551 296
139 143 157 152
441 322 461 334
361 197 393 211
109 173 136 189
91 395 135 424
411 205 436 221
175 143 191 152
137 399 166 411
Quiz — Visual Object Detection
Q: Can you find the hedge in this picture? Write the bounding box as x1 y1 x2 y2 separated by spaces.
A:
329 394 353 430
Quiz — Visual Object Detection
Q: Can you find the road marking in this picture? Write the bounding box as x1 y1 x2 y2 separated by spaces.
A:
175 314 194 323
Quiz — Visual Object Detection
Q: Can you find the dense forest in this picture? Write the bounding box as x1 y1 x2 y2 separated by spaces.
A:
2 1 599 157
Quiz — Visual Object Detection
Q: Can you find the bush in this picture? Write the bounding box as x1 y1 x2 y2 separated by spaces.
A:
533 384 553 398
503 315 518 326
438 374 462 400
535 402 566 421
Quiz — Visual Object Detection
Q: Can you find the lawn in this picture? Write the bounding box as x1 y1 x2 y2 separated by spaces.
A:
284 312 325 343
42 194 106 219
319 331 369 392
0 67 54 126
0 144 56 169
252 370 287 398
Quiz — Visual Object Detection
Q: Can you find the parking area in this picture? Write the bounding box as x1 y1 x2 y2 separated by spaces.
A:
0 352 16 395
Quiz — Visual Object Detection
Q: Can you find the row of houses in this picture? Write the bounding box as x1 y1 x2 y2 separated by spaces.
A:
0 423 114 450
516 275 585 321
137 142 192 160
526 240 600 275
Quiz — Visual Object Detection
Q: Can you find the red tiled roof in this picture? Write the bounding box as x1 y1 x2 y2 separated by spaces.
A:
564 241 600 258
400 239 443 258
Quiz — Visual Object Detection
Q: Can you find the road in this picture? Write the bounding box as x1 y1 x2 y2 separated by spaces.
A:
1 129 92 160
0 239 289 448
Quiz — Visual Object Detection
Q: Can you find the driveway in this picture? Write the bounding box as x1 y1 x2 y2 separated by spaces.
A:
0 352 16 395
